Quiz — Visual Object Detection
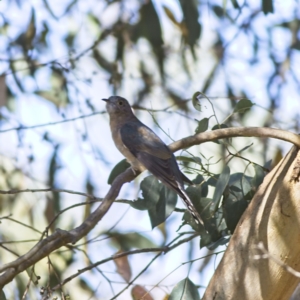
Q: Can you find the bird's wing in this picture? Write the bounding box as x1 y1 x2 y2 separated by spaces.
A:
120 121 204 226
120 121 172 159
121 122 181 183
121 122 187 192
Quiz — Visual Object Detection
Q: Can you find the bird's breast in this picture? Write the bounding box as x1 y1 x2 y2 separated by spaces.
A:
111 125 146 172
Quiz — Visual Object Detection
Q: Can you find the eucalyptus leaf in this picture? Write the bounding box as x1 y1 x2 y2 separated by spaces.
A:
0 290 6 300
262 0 274 14
179 0 201 59
192 174 208 197
140 175 161 210
130 198 150 211
211 165 230 212
192 91 202 111
107 159 131 184
234 99 253 113
223 173 252 232
195 117 209 133
211 123 228 130
223 196 248 233
148 184 177 228
169 277 200 300
109 232 157 250
252 164 265 189
176 156 202 165
264 159 272 170
140 176 177 228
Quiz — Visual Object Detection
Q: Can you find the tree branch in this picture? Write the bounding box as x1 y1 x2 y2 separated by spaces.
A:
170 127 300 151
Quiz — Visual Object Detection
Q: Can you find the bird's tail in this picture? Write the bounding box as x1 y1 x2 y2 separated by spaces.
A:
175 181 204 226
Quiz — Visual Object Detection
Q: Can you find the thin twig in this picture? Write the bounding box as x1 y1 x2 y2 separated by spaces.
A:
0 112 105 133
51 247 165 291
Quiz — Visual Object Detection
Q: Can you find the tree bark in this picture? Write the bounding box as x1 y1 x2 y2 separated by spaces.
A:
203 146 300 300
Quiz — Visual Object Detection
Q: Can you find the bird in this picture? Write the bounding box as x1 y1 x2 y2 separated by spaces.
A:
102 96 204 226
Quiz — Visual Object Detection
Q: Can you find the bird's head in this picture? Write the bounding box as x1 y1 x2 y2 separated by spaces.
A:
102 96 133 116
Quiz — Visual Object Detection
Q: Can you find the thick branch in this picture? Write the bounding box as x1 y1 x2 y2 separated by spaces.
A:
170 127 300 151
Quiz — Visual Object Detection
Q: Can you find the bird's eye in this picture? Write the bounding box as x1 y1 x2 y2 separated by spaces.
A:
118 101 123 106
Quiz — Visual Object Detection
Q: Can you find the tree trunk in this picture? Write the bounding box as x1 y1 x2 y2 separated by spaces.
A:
203 146 300 300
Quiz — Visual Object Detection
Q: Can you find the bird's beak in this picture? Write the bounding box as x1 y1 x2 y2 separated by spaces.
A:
102 98 108 102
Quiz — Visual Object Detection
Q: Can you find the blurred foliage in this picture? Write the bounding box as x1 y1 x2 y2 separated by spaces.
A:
0 0 299 299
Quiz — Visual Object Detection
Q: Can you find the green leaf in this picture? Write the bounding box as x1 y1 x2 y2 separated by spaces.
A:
212 5 225 17
231 0 240 8
79 278 94 293
15 276 26 300
109 232 157 250
183 184 205 232
192 91 202 111
140 176 177 228
93 48 114 73
234 99 253 113
195 117 209 134
179 0 201 59
182 195 224 247
116 31 125 64
129 198 150 211
251 164 265 189
149 184 177 228
228 172 252 187
0 290 6 300
192 174 208 197
176 156 202 165
137 0 164 78
65 32 76 48
169 277 200 300
264 159 272 170
222 173 253 232
108 159 131 184
183 185 210 231
223 196 248 233
140 175 161 209
211 166 230 212
262 0 274 14
211 123 228 130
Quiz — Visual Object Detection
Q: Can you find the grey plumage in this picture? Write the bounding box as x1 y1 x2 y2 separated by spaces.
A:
102 96 204 226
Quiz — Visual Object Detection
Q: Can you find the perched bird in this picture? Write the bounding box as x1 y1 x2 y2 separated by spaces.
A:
102 96 204 226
